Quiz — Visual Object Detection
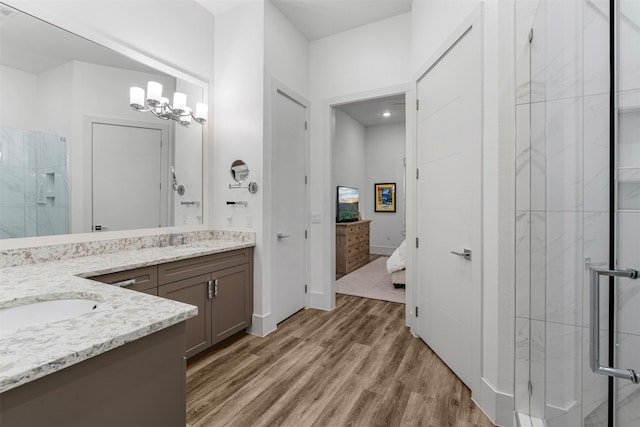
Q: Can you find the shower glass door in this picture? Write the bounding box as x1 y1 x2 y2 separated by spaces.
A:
515 0 640 425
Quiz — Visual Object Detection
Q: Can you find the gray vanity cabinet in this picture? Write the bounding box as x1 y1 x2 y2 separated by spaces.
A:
158 248 254 357
158 274 212 358
211 263 252 345
88 247 254 358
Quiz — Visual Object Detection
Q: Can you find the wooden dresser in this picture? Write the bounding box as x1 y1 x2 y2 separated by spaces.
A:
336 220 371 275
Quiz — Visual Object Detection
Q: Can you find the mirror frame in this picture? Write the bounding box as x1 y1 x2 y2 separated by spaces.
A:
0 1 209 250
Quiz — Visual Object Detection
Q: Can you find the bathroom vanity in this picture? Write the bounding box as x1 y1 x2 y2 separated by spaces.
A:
0 234 254 426
90 247 253 358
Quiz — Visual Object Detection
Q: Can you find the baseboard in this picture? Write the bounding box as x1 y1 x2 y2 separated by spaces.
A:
370 246 395 256
248 312 276 337
516 412 546 427
309 291 329 310
474 378 514 427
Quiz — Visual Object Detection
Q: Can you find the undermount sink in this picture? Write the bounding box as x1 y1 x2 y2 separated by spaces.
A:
0 298 100 337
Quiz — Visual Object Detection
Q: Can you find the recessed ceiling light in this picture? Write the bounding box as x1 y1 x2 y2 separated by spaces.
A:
382 112 391 117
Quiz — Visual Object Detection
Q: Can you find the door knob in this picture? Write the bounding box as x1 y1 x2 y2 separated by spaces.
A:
451 248 472 260
277 233 291 239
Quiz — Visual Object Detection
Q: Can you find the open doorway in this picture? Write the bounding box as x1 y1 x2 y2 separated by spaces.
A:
332 94 407 304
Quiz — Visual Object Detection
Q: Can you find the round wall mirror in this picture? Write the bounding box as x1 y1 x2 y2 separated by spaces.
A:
230 160 250 183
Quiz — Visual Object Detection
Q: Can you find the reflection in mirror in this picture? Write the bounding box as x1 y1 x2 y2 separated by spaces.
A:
230 160 250 183
0 2 205 239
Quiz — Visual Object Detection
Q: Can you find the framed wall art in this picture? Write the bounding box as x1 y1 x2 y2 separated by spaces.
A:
374 183 396 213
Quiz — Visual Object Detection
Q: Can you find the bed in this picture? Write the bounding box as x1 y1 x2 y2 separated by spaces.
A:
386 240 406 288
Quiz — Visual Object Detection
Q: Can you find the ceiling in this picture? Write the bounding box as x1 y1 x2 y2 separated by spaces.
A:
336 94 406 127
196 0 412 41
0 4 162 76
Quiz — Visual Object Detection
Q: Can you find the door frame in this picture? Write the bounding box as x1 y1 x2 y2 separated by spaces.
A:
83 116 171 234
263 78 310 335
412 4 483 397
325 84 413 319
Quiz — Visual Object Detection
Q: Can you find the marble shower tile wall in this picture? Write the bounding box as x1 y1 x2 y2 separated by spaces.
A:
545 212 583 326
545 322 582 427
515 317 532 416
516 0 543 104
516 211 531 319
0 127 26 239
619 0 640 92
583 94 610 212
545 97 583 213
545 0 583 101
583 0 610 96
0 127 68 239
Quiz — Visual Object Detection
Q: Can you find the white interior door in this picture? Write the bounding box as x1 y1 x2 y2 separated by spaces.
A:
92 123 163 232
273 89 308 324
416 21 482 391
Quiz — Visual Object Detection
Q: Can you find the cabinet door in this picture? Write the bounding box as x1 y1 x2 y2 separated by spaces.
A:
211 264 251 345
159 274 211 358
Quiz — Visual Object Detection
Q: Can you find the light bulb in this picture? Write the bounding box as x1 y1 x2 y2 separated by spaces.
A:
130 87 144 109
147 81 163 106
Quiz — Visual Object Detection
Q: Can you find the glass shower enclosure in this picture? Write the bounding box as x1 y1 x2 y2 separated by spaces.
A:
515 0 640 426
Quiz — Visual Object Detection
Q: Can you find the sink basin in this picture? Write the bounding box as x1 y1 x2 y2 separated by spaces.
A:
0 299 100 337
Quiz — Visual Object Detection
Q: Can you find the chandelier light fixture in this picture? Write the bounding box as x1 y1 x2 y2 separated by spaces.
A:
129 81 208 127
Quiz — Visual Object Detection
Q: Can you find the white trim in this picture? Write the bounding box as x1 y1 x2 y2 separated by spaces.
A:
248 312 276 337
322 83 412 315
309 291 331 311
370 246 395 256
475 378 515 427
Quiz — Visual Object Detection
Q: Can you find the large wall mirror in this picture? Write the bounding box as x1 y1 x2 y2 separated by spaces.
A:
0 2 206 240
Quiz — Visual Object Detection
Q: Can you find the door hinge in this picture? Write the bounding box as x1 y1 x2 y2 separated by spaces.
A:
529 28 534 43
305 230 308 239
416 168 419 180
415 306 419 317
305 284 308 293
305 121 308 130
416 237 419 248
305 175 308 185
416 99 420 111
528 380 533 395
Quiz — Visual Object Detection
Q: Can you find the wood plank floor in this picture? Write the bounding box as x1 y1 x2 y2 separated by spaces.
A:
186 294 495 427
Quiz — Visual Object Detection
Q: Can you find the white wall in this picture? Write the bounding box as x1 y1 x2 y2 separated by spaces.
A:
365 122 406 254
411 1 515 425
308 12 411 311
212 1 266 332
212 0 308 336
259 0 310 334
264 0 308 98
334 109 366 202
0 66 38 129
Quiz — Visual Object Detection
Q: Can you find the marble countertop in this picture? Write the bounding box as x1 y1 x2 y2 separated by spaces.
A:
0 239 254 393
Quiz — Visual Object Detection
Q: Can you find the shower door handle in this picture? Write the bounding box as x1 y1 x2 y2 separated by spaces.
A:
589 266 639 384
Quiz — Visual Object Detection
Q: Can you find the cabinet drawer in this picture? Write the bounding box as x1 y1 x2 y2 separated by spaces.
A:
158 248 251 285
90 266 158 293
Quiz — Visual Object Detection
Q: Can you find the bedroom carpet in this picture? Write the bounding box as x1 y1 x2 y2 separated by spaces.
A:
336 256 405 304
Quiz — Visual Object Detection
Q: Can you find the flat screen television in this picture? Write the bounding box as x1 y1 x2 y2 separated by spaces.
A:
336 186 359 223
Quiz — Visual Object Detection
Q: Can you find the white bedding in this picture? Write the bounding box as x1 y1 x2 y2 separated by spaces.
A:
386 239 406 273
